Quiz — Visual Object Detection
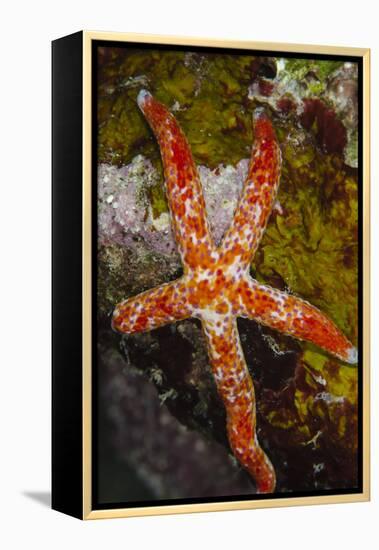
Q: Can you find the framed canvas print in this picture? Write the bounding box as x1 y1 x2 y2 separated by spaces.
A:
52 31 370 519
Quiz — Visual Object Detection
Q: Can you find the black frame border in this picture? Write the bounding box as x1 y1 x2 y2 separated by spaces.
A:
91 40 364 512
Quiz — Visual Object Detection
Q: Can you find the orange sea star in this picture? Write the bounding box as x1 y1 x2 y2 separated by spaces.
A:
112 89 358 493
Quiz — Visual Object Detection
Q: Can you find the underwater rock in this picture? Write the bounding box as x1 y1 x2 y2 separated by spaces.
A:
98 155 250 256
325 63 359 167
248 58 358 167
98 156 179 259
326 63 358 131
98 344 256 499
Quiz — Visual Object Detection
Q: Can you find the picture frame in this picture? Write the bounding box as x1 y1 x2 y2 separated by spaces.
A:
52 30 370 520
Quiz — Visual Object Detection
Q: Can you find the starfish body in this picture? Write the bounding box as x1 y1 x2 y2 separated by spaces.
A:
112 90 358 493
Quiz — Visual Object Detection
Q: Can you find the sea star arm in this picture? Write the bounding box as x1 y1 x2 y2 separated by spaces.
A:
238 278 358 364
202 315 276 493
219 109 281 270
137 90 215 271
112 278 192 334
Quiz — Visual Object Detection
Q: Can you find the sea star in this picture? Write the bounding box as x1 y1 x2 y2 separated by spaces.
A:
112 89 358 493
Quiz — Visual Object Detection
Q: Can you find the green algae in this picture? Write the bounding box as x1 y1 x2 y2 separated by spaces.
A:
148 183 168 218
97 47 359 484
283 58 342 85
255 133 358 345
275 57 345 106
98 49 255 168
